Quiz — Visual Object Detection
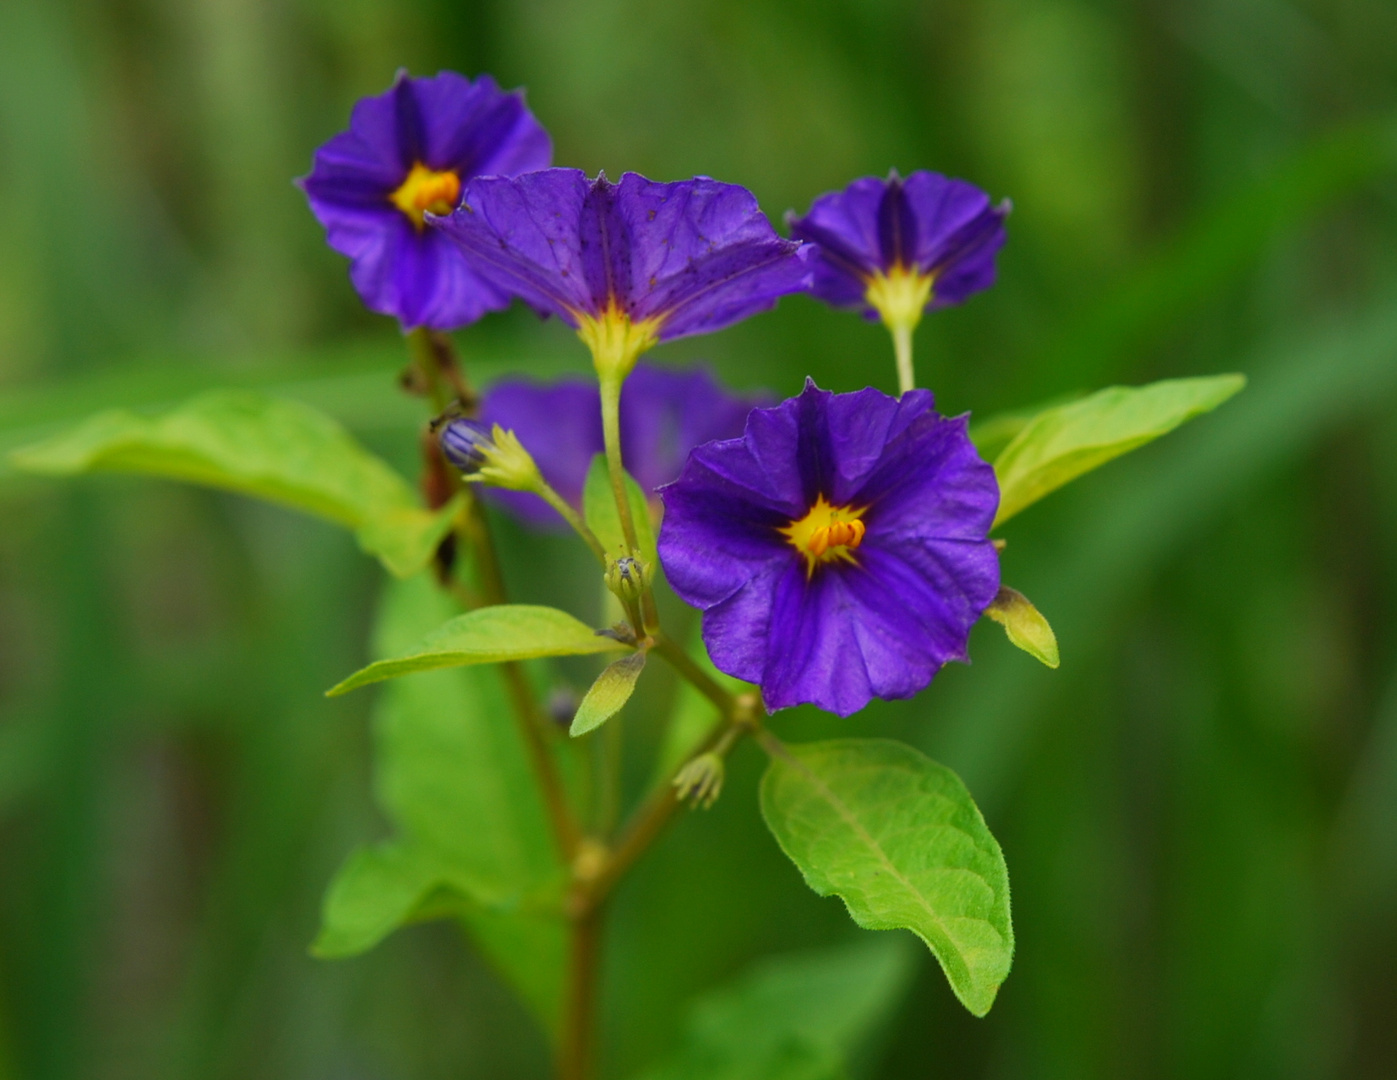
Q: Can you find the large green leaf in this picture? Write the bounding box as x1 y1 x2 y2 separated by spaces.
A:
327 604 627 696
583 454 658 567
992 374 1245 525
635 937 914 1080
6 389 458 577
315 576 566 1031
759 738 1013 1017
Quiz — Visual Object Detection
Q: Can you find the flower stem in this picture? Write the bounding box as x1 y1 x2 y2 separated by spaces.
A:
533 480 608 564
597 372 660 630
890 321 916 395
651 632 735 714
559 905 604 1080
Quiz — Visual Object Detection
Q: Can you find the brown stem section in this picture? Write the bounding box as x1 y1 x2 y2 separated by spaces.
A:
559 905 604 1080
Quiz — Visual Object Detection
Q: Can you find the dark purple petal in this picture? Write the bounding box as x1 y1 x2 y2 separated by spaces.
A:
435 170 811 341
299 70 552 329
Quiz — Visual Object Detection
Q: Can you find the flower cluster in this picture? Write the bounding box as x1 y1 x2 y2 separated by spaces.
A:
303 70 1012 714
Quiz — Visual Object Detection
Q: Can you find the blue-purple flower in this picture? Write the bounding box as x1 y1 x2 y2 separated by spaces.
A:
300 71 552 330
788 171 1009 331
476 364 766 528
658 380 1000 716
431 169 812 378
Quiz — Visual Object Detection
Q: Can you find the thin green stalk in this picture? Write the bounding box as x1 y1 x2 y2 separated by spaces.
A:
651 632 735 714
534 480 608 564
598 372 660 629
891 322 916 395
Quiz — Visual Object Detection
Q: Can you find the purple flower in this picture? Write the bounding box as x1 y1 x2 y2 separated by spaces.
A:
478 363 766 529
300 71 552 330
430 169 811 378
788 171 1008 329
658 380 1000 716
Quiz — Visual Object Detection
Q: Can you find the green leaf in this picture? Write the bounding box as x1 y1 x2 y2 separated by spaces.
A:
635 937 914 1080
759 738 1013 1017
583 454 658 567
570 650 647 737
992 374 1245 525
6 389 458 577
984 586 1060 668
968 392 1085 461
327 604 627 696
315 576 566 1031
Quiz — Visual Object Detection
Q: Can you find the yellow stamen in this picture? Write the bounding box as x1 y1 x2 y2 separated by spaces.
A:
575 299 663 381
863 262 934 334
389 162 462 230
780 495 868 577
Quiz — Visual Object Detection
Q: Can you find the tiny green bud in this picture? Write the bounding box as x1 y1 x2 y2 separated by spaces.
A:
673 751 725 809
604 554 649 605
984 585 1060 668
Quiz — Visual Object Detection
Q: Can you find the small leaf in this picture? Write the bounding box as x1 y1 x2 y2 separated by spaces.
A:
327 604 627 696
583 454 658 566
7 389 455 577
984 586 1060 668
992 374 1245 525
570 650 647 737
759 739 1013 1017
635 938 914 1080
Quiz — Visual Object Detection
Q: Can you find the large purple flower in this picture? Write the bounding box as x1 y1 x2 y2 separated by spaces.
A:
478 364 766 528
658 380 1000 716
430 169 811 378
788 171 1009 328
300 71 552 330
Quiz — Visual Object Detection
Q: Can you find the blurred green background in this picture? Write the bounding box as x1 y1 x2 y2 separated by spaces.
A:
2 0 1396 1077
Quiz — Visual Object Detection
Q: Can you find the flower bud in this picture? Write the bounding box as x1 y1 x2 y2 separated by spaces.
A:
673 752 725 809
604 555 648 605
438 418 541 492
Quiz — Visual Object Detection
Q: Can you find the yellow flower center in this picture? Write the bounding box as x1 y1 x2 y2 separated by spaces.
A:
863 262 934 333
575 299 663 381
780 494 868 577
389 162 463 230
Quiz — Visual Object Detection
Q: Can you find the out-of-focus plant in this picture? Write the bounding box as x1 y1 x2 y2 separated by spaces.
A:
8 70 1242 1080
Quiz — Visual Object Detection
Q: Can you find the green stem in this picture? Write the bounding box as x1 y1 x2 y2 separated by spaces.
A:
890 321 916 395
598 373 660 630
534 481 608 564
651 633 735 714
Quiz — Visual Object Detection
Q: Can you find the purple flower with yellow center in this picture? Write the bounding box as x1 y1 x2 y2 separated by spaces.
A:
299 71 552 330
474 363 767 529
430 169 811 382
658 380 1000 716
788 171 1009 392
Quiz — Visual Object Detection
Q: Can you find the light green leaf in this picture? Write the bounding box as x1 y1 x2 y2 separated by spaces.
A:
570 650 647 737
635 937 914 1080
327 604 627 696
992 374 1245 525
759 738 1013 1017
583 454 658 567
315 576 566 1032
968 392 1085 461
6 389 458 577
984 586 1060 668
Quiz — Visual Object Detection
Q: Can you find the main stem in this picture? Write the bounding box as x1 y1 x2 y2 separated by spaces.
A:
891 322 916 395
597 373 659 631
560 905 604 1080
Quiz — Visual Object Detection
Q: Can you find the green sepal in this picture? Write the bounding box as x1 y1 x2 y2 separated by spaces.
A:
570 650 647 737
7 389 458 578
984 586 1060 668
326 604 628 696
583 454 658 566
992 374 1245 525
759 738 1013 1017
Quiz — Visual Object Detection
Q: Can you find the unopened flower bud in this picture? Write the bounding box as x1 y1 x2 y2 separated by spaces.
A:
438 419 541 491
604 555 648 605
673 751 725 809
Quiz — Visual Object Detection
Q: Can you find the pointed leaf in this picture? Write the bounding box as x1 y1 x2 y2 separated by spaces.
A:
327 604 627 696
583 454 658 567
993 374 1245 525
759 738 1013 1017
984 586 1060 668
7 389 457 577
570 651 647 737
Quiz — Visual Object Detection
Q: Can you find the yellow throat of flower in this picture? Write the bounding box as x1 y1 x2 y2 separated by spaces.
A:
781 494 868 577
864 263 934 332
576 301 662 381
390 163 463 230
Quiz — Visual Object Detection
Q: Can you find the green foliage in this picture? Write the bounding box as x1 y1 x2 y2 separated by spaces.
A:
570 650 647 737
760 739 1013 1017
984 586 1060 668
992 375 1246 525
7 389 459 577
636 937 914 1080
326 604 627 696
315 576 565 1030
583 454 658 566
